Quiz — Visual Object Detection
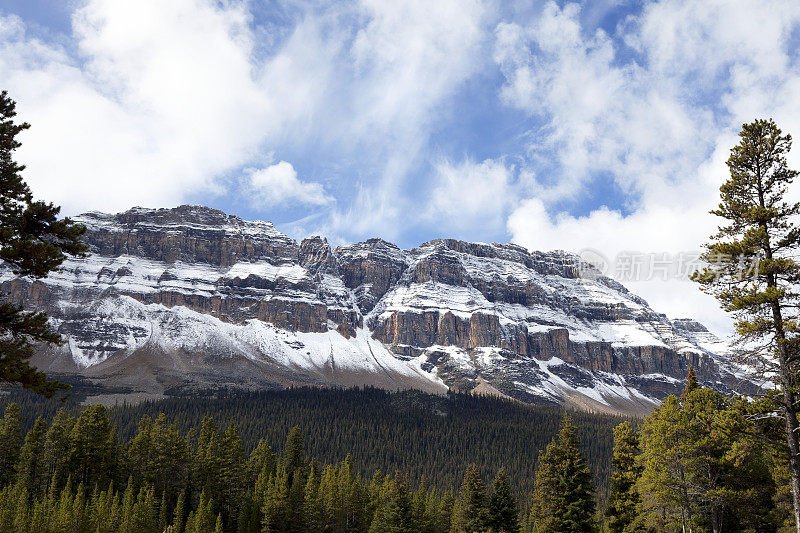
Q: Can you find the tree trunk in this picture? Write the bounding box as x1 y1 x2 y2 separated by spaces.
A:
712 506 721 533
764 253 800 533
757 158 800 533
775 313 800 533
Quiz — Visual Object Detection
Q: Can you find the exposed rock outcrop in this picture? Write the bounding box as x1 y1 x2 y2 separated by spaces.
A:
0 205 752 414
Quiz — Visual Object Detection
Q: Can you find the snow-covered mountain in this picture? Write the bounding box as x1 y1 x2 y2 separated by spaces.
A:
0 205 751 414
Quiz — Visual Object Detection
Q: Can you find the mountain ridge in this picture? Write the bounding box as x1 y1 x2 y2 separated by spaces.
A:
0 205 751 415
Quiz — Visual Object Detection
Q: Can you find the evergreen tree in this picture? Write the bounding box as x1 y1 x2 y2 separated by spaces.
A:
120 476 135 533
127 415 154 482
0 90 87 396
370 471 415 533
692 118 800 531
436 489 454 533
0 402 24 486
130 485 159 533
249 438 276 486
262 464 290 532
74 481 88 532
54 476 75 532
638 387 777 533
604 422 642 533
286 465 307 532
158 489 169 532
16 415 48 496
173 489 187 533
43 408 74 491
411 478 432 533
0 388 630 533
70 403 117 489
528 415 597 533
91 482 123 533
194 416 224 505
219 421 247 520
186 491 216 533
451 464 488 533
486 470 519 533
683 366 698 397
11 483 29 532
284 425 305 473
304 467 323 532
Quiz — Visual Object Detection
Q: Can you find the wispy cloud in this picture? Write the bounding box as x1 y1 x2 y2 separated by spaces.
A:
499 0 800 334
3 0 800 335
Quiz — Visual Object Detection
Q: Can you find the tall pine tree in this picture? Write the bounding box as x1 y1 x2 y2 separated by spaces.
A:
638 387 778 533
0 402 23 486
692 118 800 531
486 469 519 533
0 90 86 396
451 464 488 533
604 421 642 533
16 415 48 496
528 415 597 533
369 472 415 533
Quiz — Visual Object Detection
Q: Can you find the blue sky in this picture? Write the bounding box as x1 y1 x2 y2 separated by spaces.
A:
2 0 800 334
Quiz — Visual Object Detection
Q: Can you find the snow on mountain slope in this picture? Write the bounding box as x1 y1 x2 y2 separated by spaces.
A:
0 206 753 414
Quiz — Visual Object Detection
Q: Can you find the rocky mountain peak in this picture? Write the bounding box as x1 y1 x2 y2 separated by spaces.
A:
299 236 334 271
0 205 752 415
672 318 710 333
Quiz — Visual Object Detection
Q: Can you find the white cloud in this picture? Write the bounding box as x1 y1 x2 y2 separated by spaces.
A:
497 0 800 336
426 158 519 235
507 197 732 336
1 0 279 214
0 0 491 242
350 0 485 140
247 161 331 207
5 0 800 337
323 0 490 239
494 2 716 202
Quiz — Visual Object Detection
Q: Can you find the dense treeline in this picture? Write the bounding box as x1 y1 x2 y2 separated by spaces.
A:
604 371 793 532
0 396 595 532
2 378 793 531
0 385 622 498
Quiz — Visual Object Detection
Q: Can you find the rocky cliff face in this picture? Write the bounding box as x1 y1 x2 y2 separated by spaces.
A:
0 205 750 414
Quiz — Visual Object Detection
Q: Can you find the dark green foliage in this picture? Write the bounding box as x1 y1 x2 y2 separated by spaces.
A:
283 425 305 473
69 404 117 489
487 469 519 533
692 118 800 529
527 415 598 533
0 385 791 532
1 385 620 499
127 413 188 502
0 388 621 532
682 366 698 397
604 422 642 533
370 472 415 533
638 387 778 532
248 438 276 486
452 464 489 532
0 402 23 486
0 90 87 397
42 408 74 492
16 415 48 496
113 388 617 498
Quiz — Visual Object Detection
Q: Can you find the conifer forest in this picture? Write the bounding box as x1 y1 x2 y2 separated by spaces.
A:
0 380 793 532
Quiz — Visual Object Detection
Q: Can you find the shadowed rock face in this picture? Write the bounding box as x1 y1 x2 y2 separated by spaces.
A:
0 205 753 414
335 239 408 313
83 206 300 266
